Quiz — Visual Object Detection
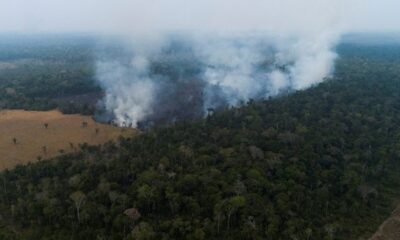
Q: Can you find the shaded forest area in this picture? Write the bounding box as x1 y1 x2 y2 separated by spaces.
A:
0 40 400 239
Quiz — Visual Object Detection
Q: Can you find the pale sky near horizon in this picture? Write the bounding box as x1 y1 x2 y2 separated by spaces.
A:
0 0 398 34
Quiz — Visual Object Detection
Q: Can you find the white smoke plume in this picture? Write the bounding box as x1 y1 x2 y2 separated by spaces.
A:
1 0 399 127
96 31 340 127
96 36 166 126
93 0 344 127
269 31 340 91
97 60 155 127
195 34 269 107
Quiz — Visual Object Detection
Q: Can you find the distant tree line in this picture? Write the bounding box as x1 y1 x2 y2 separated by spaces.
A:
0 35 100 115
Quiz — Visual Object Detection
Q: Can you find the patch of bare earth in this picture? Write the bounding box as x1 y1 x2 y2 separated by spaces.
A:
369 204 400 240
0 110 137 170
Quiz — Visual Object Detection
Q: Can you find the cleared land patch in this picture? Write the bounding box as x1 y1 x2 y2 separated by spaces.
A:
0 110 137 170
369 204 400 240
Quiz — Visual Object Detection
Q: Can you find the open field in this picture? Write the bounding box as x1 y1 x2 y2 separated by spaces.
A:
0 110 137 170
369 203 400 240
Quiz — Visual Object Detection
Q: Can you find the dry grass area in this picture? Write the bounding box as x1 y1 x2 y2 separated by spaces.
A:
0 110 137 170
369 204 400 240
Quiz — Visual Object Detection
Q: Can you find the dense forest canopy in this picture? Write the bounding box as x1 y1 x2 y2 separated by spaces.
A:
0 35 400 239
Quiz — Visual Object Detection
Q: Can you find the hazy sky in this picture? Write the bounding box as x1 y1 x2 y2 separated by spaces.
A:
0 0 398 33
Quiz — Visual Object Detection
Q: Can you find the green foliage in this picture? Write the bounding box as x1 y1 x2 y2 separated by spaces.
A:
0 43 400 239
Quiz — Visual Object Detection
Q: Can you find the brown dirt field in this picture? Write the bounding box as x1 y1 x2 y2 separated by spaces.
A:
369 204 400 240
0 110 137 170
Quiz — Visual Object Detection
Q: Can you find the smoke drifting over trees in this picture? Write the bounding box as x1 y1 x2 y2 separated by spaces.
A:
85 0 345 127
1 0 350 127
96 31 340 127
4 0 399 127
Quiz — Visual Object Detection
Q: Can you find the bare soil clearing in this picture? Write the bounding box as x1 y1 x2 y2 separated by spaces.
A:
369 204 400 240
0 110 137 170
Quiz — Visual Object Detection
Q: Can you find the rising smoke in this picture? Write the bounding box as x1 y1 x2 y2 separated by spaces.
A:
95 31 340 127
94 0 343 128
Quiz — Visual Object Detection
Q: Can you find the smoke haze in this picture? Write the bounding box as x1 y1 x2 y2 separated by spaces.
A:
2 0 400 33
95 30 340 127
1 0 399 127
